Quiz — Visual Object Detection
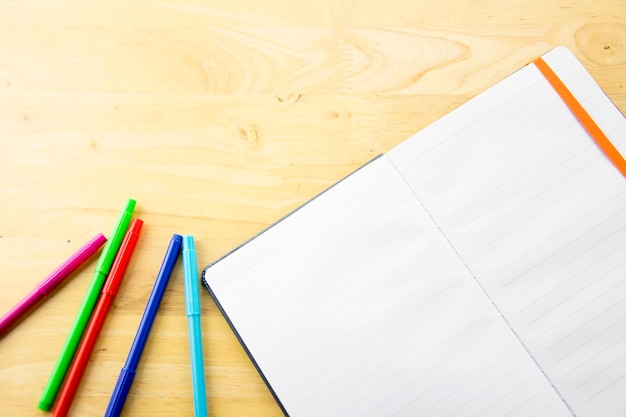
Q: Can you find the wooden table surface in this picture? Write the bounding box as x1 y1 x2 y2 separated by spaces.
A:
0 1 624 416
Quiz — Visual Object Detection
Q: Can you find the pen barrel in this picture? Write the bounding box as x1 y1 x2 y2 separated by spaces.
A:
124 301 158 371
187 315 208 417
124 234 180 371
104 367 136 417
52 296 114 417
0 288 44 336
38 269 108 411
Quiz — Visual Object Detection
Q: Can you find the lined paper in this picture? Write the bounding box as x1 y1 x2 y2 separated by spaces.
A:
388 47 626 417
206 156 572 417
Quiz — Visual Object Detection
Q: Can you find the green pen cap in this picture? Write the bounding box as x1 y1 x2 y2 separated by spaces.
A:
95 198 136 274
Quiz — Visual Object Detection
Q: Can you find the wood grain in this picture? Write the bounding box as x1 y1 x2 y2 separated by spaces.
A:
0 1 624 416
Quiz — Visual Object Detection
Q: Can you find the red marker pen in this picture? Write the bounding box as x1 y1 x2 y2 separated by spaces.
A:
52 218 143 417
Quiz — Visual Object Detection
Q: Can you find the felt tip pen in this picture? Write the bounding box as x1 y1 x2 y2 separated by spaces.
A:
38 198 136 411
0 233 107 337
183 236 208 417
105 234 182 417
52 219 143 417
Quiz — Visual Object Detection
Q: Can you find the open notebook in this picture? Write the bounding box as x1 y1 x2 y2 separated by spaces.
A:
202 47 626 417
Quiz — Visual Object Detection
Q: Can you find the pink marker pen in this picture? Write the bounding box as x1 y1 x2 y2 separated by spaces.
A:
0 233 107 337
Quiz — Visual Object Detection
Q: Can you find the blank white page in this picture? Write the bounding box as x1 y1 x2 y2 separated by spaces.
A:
388 46 626 417
204 156 572 417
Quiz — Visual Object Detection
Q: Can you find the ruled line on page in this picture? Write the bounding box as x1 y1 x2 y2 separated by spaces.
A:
217 184 387 300
408 77 546 170
391 347 515 417
344 341 513 417
557 315 626 367
575 351 626 390
458 121 621 243
499 202 626 288
544 293 626 351
358 335 523 417
457 128 596 227
470 379 531 417
274 271 462 384
424 102 574 191
520 243 626 314
220 174 390 289
417 82 555 179
298 291 477 408
586 373 626 402
488 187 626 290
421 82 567 186
565 334 626 375
434 91 622 236
451 385 546 417
258 234 443 355
233 187 407 308
473 172 623 258
254 225 424 346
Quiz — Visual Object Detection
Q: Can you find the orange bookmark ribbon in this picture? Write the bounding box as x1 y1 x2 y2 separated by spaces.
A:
534 57 626 178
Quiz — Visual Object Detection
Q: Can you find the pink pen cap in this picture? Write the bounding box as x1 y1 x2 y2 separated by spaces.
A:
0 233 107 337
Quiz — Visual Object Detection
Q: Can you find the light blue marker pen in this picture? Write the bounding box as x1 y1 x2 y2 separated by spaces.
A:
183 235 208 416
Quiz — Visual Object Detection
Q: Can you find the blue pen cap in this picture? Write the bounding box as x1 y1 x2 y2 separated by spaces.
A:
183 235 195 252
183 236 201 316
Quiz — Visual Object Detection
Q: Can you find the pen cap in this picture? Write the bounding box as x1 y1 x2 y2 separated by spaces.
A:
104 367 136 417
182 236 201 316
95 198 136 274
103 218 143 296
183 235 195 252
39 233 107 295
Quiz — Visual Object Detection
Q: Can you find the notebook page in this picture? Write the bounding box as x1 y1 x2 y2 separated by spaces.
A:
204 156 572 417
388 47 626 417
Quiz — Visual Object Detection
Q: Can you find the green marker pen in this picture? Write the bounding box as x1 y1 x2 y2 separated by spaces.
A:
38 198 136 411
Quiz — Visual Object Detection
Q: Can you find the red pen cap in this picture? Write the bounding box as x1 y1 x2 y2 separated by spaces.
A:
102 218 143 296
